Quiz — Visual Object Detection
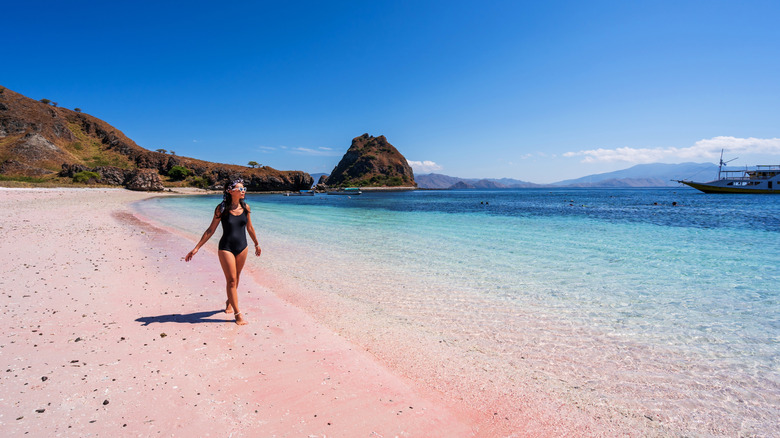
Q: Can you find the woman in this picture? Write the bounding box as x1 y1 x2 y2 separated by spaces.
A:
185 179 261 325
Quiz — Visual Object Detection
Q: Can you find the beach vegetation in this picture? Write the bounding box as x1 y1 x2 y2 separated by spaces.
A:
74 108 81 113
72 171 101 184
248 161 259 168
0 174 51 184
188 175 210 188
40 98 51 105
156 148 167 154
167 165 192 180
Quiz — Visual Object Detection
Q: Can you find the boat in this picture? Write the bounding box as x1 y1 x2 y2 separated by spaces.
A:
284 190 315 196
285 189 315 196
326 187 362 195
676 151 780 194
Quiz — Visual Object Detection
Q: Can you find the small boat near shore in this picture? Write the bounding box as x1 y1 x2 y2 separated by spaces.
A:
676 152 780 194
284 190 315 196
327 187 362 195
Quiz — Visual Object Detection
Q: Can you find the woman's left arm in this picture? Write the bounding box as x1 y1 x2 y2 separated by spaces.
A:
246 206 262 257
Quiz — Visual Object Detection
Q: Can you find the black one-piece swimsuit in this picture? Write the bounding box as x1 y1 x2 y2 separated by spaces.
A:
218 209 248 256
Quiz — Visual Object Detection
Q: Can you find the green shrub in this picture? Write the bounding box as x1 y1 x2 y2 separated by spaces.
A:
0 174 49 183
40 98 51 104
73 171 101 184
387 176 403 186
188 176 209 189
168 165 192 181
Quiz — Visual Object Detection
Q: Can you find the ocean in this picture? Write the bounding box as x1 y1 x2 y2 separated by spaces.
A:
133 188 779 436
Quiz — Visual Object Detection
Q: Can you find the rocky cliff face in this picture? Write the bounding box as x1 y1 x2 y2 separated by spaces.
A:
0 85 312 191
325 134 415 188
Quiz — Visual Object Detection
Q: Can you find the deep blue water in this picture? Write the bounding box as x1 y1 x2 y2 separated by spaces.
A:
259 187 780 231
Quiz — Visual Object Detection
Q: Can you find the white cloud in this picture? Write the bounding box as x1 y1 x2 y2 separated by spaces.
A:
408 160 443 173
291 147 341 156
564 136 780 163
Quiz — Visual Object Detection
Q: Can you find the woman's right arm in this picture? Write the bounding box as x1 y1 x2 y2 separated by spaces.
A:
184 206 222 262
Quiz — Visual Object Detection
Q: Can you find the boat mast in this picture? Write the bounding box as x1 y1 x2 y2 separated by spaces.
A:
718 149 738 180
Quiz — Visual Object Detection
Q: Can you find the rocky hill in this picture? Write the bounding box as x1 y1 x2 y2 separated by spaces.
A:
0 85 312 191
323 134 416 188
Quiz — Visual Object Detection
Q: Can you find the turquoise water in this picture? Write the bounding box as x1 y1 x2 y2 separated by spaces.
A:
134 188 779 434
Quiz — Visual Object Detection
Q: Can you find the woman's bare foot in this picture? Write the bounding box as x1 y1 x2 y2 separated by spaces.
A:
234 312 248 325
224 300 234 314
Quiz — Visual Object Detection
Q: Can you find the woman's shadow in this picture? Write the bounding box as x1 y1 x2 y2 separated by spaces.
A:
136 310 233 325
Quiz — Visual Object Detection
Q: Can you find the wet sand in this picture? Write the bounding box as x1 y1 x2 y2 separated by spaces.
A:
0 188 480 437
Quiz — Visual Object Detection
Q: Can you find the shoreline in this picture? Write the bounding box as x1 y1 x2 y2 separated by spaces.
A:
0 188 479 436
131 190 678 436
130 188 780 437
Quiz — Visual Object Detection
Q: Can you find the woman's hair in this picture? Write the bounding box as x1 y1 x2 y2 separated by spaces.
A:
219 178 248 217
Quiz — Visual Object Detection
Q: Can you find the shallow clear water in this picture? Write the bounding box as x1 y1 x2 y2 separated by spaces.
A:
134 188 780 434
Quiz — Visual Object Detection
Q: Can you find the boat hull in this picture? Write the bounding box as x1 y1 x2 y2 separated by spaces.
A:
679 181 779 194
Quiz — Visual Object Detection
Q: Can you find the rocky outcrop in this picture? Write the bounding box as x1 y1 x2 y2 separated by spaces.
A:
59 164 164 191
124 169 164 191
9 133 73 169
0 159 53 177
325 134 416 188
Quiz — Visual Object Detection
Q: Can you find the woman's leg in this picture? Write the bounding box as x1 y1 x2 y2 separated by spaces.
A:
218 249 248 325
234 246 248 285
222 247 249 314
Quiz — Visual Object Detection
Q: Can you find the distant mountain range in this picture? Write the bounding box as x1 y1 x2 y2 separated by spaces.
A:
414 174 540 189
415 162 720 189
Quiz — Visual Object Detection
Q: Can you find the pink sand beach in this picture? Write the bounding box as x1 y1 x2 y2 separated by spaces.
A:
0 188 656 437
0 188 488 436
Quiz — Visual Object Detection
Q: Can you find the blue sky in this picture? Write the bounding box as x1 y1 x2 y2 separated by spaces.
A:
3 0 779 183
